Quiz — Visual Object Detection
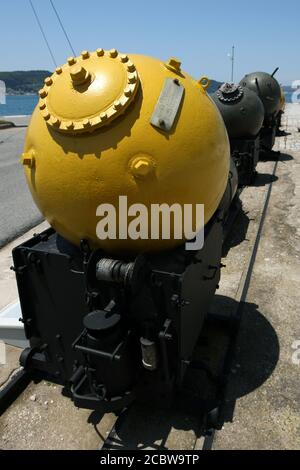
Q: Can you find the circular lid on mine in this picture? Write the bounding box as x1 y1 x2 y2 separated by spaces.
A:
83 309 121 333
216 82 244 103
38 48 140 134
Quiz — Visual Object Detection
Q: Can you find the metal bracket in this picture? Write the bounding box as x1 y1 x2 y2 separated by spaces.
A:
150 78 184 132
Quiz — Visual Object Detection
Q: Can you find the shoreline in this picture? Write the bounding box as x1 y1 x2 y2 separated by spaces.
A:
3 93 38 98
1 114 31 118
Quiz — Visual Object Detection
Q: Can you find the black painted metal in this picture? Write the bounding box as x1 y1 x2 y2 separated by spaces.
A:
12 211 225 413
240 71 281 119
231 136 260 186
240 71 281 153
212 84 264 139
211 83 264 183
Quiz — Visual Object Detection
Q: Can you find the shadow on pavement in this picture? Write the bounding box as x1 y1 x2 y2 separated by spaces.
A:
90 296 279 450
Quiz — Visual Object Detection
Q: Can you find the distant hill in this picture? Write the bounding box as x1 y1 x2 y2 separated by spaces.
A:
208 80 222 94
282 85 295 93
0 70 51 95
0 70 222 95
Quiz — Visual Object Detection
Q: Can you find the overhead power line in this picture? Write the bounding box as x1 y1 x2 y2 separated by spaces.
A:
49 0 76 57
29 0 57 68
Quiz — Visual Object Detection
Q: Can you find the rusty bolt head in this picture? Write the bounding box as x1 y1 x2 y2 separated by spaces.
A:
22 152 35 168
44 77 53 86
109 49 118 58
51 117 61 127
70 66 91 85
83 118 91 128
128 74 137 84
67 57 76 66
166 57 181 73
131 157 154 178
124 86 132 97
114 100 122 110
39 89 47 98
127 62 136 72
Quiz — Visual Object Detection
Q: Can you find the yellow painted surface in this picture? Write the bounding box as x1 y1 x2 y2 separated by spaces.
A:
23 49 230 254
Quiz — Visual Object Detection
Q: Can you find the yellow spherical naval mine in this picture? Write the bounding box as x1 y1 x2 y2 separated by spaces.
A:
22 49 230 254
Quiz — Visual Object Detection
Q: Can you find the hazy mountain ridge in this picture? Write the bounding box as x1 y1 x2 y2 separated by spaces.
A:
0 70 51 94
0 70 222 95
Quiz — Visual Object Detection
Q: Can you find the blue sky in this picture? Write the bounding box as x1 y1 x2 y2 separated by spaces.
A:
0 0 298 85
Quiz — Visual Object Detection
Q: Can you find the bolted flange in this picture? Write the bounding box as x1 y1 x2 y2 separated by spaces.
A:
38 48 140 134
216 83 244 103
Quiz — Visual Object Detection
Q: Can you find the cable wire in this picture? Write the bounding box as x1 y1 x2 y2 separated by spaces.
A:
49 0 76 56
29 0 57 68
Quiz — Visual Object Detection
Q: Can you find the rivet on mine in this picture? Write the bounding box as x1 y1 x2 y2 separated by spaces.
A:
130 157 154 178
51 117 61 127
43 111 50 121
70 66 91 86
56 67 63 75
44 77 53 86
39 89 48 98
68 57 76 66
83 118 91 128
128 74 137 84
114 100 122 110
165 57 181 73
91 116 101 126
109 49 118 58
124 86 132 97
96 48 104 57
39 102 46 110
81 50 90 59
120 54 129 63
22 152 35 168
127 62 135 72
100 113 108 121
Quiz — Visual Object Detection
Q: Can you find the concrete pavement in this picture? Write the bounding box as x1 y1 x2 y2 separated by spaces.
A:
0 115 43 248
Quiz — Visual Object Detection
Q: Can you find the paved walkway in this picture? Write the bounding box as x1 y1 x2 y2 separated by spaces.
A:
0 115 42 248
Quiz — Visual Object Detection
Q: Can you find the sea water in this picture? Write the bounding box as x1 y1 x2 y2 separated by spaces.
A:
0 95 38 116
0 92 295 118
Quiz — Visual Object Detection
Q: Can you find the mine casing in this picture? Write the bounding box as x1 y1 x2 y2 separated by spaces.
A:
240 71 282 152
22 49 230 254
16 49 234 409
211 82 264 185
211 83 264 139
240 71 282 123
